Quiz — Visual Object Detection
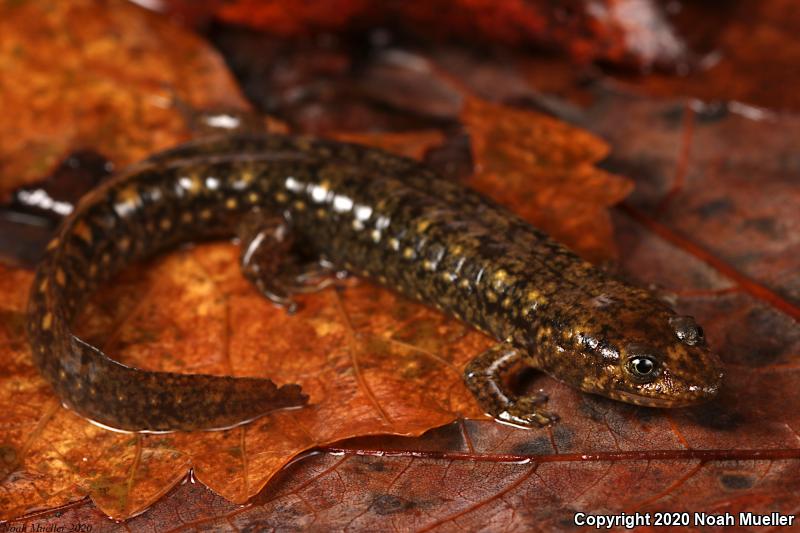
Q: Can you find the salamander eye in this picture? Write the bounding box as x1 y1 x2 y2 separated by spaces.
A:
626 356 659 382
669 315 705 346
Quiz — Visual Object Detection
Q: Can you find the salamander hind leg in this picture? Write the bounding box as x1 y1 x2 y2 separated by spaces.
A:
238 211 334 314
464 342 558 428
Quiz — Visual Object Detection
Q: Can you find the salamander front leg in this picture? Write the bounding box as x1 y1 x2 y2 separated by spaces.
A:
238 212 335 314
464 342 558 428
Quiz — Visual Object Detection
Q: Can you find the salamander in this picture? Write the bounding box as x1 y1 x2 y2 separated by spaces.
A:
26 133 725 432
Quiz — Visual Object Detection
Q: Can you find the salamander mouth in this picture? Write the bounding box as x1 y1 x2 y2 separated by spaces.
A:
612 385 721 408
611 391 697 407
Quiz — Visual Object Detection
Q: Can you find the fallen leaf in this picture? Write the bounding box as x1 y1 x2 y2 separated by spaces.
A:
8 84 799 530
0 0 249 196
0 97 626 518
0 88 628 519
0 247 493 518
330 130 445 161
193 0 686 67
620 0 800 112
4 1 798 528
462 96 634 262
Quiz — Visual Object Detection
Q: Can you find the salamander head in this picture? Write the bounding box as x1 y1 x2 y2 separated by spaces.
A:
609 313 724 407
537 292 724 408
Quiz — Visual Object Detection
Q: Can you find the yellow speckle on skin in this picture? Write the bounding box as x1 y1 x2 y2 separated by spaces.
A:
247 192 260 203
238 168 254 186
160 218 172 230
423 259 436 271
486 290 498 303
388 237 400 251
416 220 431 233
371 229 381 242
200 209 212 220
39 278 48 292
226 198 238 210
458 279 470 289
118 237 131 251
46 238 59 250
293 200 306 211
275 192 289 203
116 185 140 205
181 212 193 224
316 208 327 219
403 247 416 260
501 297 512 308
526 289 547 305
73 221 92 244
492 269 511 291
442 271 456 282
184 174 202 194
59 370 67 380
450 244 463 255
41 312 52 330
55 268 66 286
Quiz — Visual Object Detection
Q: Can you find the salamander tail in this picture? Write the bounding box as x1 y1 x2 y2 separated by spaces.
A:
48 337 309 432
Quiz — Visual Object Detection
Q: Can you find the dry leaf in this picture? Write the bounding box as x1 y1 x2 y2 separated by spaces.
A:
194 0 685 67
462 96 633 262
0 0 249 195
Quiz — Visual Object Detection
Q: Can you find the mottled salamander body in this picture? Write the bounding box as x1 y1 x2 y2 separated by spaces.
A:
27 134 724 431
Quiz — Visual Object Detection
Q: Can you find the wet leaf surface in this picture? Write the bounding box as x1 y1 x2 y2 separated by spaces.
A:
1 0 800 530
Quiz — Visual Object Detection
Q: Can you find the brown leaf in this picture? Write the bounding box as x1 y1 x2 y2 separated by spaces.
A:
0 243 493 518
621 0 800 112
0 97 626 518
0 0 250 196
195 0 685 67
461 96 634 262
9 84 799 530
330 130 445 161
5 1 798 528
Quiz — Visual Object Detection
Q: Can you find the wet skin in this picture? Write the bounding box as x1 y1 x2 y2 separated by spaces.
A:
26 134 725 431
